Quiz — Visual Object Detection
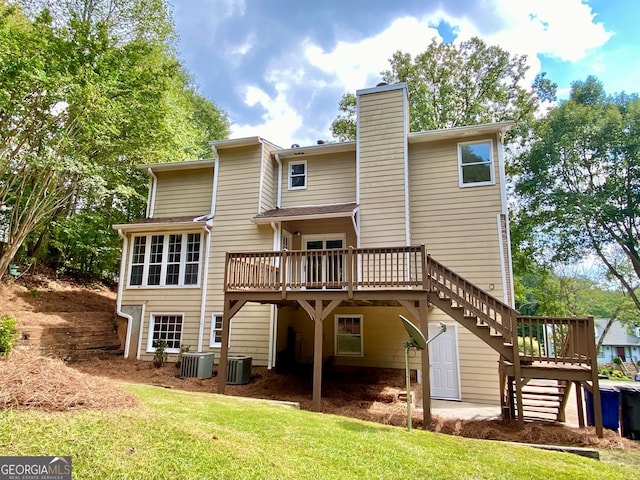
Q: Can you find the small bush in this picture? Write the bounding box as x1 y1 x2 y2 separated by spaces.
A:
0 314 19 356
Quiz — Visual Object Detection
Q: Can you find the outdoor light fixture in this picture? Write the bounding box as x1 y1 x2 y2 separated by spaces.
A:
399 315 447 432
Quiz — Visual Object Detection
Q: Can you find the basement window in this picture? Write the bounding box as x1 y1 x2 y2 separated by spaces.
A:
147 313 183 354
458 140 494 187
209 313 230 348
288 160 307 190
335 315 363 356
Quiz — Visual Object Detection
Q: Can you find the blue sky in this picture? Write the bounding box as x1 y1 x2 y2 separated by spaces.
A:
169 0 640 148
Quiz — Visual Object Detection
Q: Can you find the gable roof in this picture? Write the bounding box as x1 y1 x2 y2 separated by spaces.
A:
595 319 640 346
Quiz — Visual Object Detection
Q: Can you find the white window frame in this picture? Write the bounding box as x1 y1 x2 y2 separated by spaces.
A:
146 313 184 354
301 233 347 286
288 160 307 190
334 314 363 357
457 139 495 187
127 232 202 288
209 312 230 348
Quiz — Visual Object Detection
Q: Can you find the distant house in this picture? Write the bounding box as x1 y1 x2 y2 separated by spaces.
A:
596 319 640 364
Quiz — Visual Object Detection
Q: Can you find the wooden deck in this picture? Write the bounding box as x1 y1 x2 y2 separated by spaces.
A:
217 245 603 437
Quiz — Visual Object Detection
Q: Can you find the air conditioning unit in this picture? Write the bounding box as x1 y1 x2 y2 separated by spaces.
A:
227 355 252 385
180 352 214 379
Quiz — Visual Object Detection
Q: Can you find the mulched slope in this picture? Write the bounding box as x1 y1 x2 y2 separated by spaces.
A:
0 351 138 412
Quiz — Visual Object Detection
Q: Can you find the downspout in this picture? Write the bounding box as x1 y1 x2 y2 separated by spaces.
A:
197 222 212 352
196 153 218 351
497 128 515 306
147 168 158 218
116 229 133 358
355 94 361 247
275 153 282 208
258 142 265 213
402 85 411 246
268 221 280 368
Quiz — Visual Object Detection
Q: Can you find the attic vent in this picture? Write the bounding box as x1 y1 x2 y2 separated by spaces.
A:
317 140 325 145
376 81 388 87
291 144 300 148
180 352 214 379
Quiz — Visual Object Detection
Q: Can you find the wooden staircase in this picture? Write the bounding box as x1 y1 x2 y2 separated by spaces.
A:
424 255 602 436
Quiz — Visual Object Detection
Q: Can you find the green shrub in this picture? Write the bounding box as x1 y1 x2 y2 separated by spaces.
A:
613 357 622 365
0 315 18 356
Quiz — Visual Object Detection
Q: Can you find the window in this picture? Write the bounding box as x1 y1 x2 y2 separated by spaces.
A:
128 232 201 287
458 140 494 187
209 313 226 348
335 315 363 356
147 314 183 353
288 161 307 190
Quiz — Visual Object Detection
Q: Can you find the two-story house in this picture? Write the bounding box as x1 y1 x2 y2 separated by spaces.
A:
114 82 603 434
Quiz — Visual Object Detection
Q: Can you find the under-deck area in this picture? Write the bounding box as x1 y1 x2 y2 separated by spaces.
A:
216 245 603 437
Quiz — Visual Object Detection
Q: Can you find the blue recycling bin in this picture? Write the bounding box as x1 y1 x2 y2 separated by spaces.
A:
619 384 640 440
584 384 621 431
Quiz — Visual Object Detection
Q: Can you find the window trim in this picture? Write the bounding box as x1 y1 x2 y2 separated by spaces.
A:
457 139 495 187
334 314 363 357
288 160 307 190
146 312 184 354
127 232 202 288
209 312 230 348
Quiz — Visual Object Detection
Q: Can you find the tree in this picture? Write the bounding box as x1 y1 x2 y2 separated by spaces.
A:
0 1 229 280
514 76 640 316
330 37 556 140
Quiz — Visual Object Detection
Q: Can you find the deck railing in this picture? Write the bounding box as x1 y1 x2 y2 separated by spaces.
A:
225 245 594 366
516 316 594 366
225 246 425 292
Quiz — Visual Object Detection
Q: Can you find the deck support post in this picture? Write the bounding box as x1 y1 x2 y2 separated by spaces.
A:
312 300 323 412
419 298 431 428
217 298 247 394
575 381 585 428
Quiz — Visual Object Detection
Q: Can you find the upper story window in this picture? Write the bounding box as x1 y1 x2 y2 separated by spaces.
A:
458 140 494 187
128 232 201 288
288 160 307 190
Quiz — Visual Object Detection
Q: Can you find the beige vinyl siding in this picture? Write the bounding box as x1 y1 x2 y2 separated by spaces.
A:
153 168 213 217
260 144 277 212
408 136 504 404
206 145 274 365
358 87 407 247
281 152 356 207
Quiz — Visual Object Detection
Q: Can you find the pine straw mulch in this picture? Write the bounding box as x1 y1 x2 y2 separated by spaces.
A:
68 356 639 451
0 350 138 412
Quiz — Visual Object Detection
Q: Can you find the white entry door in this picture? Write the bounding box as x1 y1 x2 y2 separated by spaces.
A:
429 324 460 400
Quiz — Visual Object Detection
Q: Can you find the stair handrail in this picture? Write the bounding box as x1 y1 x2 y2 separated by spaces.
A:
426 254 516 344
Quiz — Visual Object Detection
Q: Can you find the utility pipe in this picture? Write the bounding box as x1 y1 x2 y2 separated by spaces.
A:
197 223 212 352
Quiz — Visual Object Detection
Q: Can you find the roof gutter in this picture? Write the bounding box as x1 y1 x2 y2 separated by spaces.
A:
116 229 133 358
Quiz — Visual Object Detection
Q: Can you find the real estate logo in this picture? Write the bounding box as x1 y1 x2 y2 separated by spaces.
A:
0 456 71 480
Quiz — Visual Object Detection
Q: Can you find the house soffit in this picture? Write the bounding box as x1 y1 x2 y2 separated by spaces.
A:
253 202 358 224
408 121 515 144
136 159 215 173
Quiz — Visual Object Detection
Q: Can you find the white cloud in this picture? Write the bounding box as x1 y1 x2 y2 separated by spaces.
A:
304 16 444 92
230 85 303 148
226 1 613 145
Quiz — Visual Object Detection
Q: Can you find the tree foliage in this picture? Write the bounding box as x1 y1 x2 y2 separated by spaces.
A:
513 76 640 315
0 1 229 280
330 37 556 140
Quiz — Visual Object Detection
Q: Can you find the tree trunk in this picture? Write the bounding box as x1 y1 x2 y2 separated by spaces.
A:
596 305 621 351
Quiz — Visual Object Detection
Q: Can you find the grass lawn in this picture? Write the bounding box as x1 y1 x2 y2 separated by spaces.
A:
0 384 634 480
